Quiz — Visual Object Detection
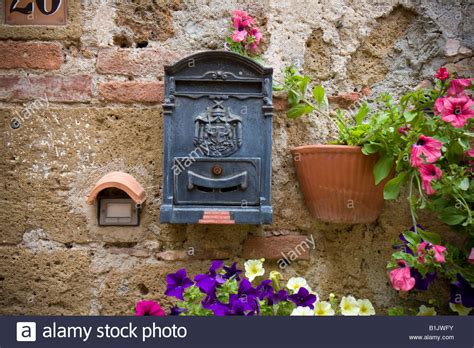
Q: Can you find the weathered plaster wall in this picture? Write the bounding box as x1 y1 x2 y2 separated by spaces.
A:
0 0 472 315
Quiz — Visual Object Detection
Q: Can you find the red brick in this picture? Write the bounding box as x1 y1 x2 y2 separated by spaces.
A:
0 41 63 70
97 47 183 76
242 235 312 261
98 81 164 103
328 92 362 109
0 75 92 102
273 95 289 111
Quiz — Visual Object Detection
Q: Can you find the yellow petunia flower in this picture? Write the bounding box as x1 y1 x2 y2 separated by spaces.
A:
286 277 308 293
291 306 314 316
357 299 376 316
340 295 360 316
244 259 265 282
314 301 335 316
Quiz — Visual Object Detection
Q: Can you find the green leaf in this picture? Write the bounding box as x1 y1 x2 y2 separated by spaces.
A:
391 251 415 265
362 143 382 155
312 85 325 106
300 76 310 95
402 231 421 246
458 137 470 150
438 207 467 226
384 172 408 200
388 307 405 316
288 91 300 106
446 141 465 163
458 177 469 191
403 111 417 122
373 153 394 185
272 84 284 91
287 103 314 119
418 230 442 245
355 102 369 125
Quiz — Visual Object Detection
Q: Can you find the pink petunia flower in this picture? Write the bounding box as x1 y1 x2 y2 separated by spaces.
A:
231 9 254 30
467 148 474 158
249 27 262 43
434 67 449 81
434 97 445 115
245 27 262 50
446 78 472 97
433 245 447 263
231 29 247 42
135 300 165 316
398 125 411 135
417 242 447 263
466 148 474 172
389 260 416 292
417 241 430 255
410 135 443 167
418 164 442 195
440 96 474 128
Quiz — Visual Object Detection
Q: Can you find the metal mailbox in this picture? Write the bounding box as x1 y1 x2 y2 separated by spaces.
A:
160 51 273 224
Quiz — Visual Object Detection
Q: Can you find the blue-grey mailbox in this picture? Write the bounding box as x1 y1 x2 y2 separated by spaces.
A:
160 51 273 224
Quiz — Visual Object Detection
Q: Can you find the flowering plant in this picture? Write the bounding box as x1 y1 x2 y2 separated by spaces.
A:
275 67 473 229
159 259 375 316
353 71 473 231
388 226 446 293
275 66 473 315
225 10 262 59
369 69 473 316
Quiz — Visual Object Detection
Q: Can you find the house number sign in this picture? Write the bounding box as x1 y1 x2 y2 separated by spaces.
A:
5 0 67 25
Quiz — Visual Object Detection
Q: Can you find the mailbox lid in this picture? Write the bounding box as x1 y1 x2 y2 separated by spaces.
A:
173 157 261 206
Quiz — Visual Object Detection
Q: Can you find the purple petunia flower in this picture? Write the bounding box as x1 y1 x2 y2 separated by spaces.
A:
211 294 257 316
288 287 317 309
256 279 274 300
194 260 225 295
411 268 436 291
169 306 187 316
165 269 194 301
210 260 224 273
223 262 242 281
238 278 259 298
450 273 474 308
201 294 219 310
267 289 288 305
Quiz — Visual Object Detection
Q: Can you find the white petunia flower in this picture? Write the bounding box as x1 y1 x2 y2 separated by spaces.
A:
244 259 265 282
449 303 472 316
286 277 308 293
417 305 437 316
340 296 360 316
291 306 315 316
313 301 335 316
357 299 375 316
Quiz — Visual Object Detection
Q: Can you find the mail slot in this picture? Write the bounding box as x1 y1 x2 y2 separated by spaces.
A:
160 51 273 224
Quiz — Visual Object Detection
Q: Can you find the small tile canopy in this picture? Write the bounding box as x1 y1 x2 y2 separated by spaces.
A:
469 248 474 265
86 171 146 205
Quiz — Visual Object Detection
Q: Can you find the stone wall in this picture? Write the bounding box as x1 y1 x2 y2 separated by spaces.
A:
0 0 472 315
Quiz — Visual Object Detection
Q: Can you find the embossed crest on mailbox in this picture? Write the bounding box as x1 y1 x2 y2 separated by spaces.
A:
160 51 273 224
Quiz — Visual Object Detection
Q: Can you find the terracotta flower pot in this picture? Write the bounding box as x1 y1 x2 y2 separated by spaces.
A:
290 144 388 224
